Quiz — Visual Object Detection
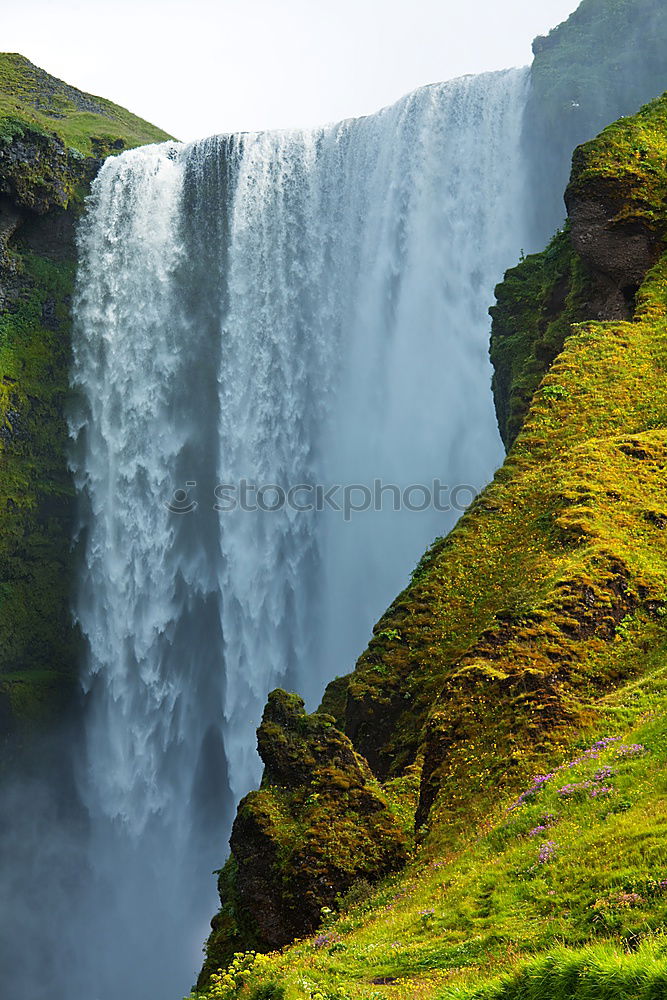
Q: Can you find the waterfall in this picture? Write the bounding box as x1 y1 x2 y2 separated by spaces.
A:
1 67 531 1000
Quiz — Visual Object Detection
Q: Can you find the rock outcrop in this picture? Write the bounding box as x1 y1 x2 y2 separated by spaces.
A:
198 690 408 987
525 0 667 243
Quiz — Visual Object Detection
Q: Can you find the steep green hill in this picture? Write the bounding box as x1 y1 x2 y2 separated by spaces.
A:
193 87 667 1000
0 53 172 155
194 679 667 1000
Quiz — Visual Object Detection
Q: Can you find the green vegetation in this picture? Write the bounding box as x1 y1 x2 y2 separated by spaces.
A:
194 86 667 1000
567 93 667 233
0 250 78 711
444 942 667 1000
493 86 667 450
0 52 172 156
531 0 667 137
191 675 667 998
200 691 408 985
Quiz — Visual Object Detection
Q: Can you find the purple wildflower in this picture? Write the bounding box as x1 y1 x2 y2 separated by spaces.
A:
529 825 547 837
589 737 622 751
313 932 341 949
507 737 626 814
593 766 614 782
510 773 557 811
590 785 613 798
538 841 558 864
616 744 645 757
558 781 593 797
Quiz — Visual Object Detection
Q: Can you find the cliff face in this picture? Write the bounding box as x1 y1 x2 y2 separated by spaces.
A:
0 54 171 743
196 83 667 1000
492 90 667 450
525 0 667 245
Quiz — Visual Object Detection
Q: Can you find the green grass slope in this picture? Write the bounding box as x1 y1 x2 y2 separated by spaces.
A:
0 52 173 155
193 675 667 999
191 93 667 1000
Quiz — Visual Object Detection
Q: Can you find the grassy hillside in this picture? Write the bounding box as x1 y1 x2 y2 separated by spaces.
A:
192 91 667 1000
192 670 667 999
531 0 667 134
0 53 172 155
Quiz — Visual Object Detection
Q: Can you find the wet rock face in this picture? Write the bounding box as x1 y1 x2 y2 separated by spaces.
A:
0 196 23 250
0 196 24 310
0 127 95 737
0 121 102 220
199 690 408 985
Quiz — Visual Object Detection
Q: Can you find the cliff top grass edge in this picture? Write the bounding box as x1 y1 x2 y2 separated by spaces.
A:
0 52 173 156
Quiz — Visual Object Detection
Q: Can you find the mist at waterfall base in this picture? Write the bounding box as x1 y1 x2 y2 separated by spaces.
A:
0 71 535 999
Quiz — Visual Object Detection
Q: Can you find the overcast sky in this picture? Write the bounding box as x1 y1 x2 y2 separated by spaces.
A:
4 0 582 140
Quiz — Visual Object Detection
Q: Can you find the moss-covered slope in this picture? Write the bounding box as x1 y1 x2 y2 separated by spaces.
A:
492 90 667 449
193 88 667 1000
193 679 667 1000
0 56 170 740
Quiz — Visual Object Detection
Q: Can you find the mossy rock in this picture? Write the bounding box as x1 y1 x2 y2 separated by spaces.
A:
525 0 667 239
490 227 595 449
199 691 408 987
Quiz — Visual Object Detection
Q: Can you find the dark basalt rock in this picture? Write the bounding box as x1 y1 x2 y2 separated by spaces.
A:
565 187 662 320
257 689 365 787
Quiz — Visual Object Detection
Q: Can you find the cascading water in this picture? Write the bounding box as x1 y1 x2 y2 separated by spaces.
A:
1 68 531 1000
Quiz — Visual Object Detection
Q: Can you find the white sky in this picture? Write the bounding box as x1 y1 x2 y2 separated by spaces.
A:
4 0 582 141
